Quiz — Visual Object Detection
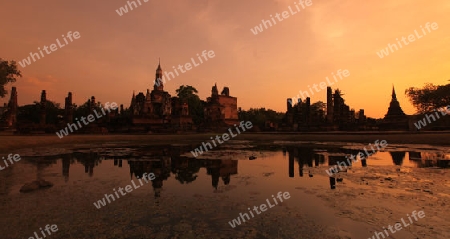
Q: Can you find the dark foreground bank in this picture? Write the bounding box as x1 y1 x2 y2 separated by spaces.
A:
1 131 450 152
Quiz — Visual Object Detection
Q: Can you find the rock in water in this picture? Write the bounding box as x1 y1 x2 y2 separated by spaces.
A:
20 180 53 193
38 179 53 187
20 181 40 193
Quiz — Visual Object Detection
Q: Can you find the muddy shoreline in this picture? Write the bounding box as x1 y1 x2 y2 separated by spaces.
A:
1 132 450 152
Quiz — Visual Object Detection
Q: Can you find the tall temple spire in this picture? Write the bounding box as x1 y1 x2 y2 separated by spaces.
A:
130 91 135 107
385 85 405 118
392 85 397 100
212 83 218 96
40 90 47 126
5 86 18 127
154 59 164 90
381 85 409 130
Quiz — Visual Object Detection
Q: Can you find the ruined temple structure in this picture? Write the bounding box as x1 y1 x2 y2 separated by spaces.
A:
379 86 409 130
284 86 366 131
64 92 74 124
1 61 238 133
129 61 193 130
330 88 353 127
40 90 47 126
285 97 315 131
88 96 96 114
170 97 193 130
0 86 18 129
204 83 239 127
326 87 366 130
3 87 114 133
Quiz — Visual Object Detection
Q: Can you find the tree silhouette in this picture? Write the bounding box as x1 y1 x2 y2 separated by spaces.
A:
405 83 450 113
17 101 63 124
238 108 284 130
175 85 205 125
0 58 21 98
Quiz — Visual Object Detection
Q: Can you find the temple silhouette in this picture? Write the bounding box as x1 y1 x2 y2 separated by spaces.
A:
129 60 192 130
283 85 449 131
0 61 239 133
1 75 449 132
284 86 368 131
379 86 409 130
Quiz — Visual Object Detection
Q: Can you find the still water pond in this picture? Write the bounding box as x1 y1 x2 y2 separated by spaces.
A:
1 142 448 239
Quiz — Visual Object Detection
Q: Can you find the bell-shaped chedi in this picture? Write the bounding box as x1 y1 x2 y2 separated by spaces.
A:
385 86 406 118
380 86 409 130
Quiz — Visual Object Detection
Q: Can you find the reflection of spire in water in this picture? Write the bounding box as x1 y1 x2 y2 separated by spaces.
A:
127 157 172 198
172 158 200 184
206 159 238 190
222 174 231 185
289 153 294 178
129 163 133 180
314 154 320 167
209 168 220 189
298 156 304 177
287 147 316 178
88 152 96 177
307 155 313 167
77 152 100 177
89 162 94 177
361 159 367 167
390 152 405 166
297 147 314 167
62 155 71 182
152 179 163 198
329 177 336 189
218 160 237 185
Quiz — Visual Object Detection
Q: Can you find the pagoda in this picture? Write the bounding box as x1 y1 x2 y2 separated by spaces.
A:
380 86 409 130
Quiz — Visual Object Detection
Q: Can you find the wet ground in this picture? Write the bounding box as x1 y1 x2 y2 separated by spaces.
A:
0 141 449 239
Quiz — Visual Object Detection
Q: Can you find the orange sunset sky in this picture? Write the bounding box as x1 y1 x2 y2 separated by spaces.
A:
1 0 449 118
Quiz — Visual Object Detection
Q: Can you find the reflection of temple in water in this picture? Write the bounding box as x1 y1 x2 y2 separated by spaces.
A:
61 152 102 179
390 152 405 166
206 159 238 189
285 146 377 175
44 145 450 197
127 157 172 198
74 152 102 177
53 145 239 196
408 151 450 168
97 147 243 198
285 145 428 170
62 155 75 182
122 154 238 197
286 147 323 177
